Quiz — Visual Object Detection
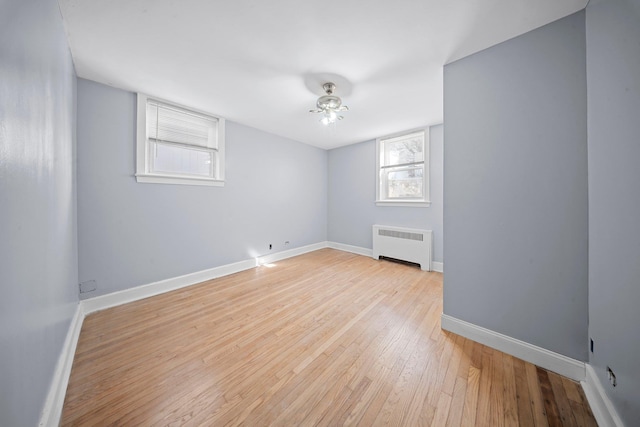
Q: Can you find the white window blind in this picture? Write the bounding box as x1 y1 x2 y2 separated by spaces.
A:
146 101 218 149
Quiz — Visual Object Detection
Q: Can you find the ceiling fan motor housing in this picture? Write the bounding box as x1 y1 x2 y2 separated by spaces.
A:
317 95 343 110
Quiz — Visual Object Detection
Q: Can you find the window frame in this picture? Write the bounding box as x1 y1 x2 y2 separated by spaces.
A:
136 94 225 187
375 128 430 207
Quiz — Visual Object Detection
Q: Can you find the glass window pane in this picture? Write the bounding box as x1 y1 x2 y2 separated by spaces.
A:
382 133 424 166
386 166 423 199
151 142 213 177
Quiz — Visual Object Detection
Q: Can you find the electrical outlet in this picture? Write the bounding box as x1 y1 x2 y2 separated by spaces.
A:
607 366 617 387
285 241 290 245
269 244 272 250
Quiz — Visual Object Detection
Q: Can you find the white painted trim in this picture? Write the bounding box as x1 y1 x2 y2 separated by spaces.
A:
82 242 329 314
582 364 624 427
327 241 373 257
256 241 328 265
82 259 256 314
432 261 444 273
38 303 85 427
135 174 225 187
375 200 432 207
441 314 585 381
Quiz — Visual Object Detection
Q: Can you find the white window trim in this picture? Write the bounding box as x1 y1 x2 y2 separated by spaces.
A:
375 128 431 207
135 94 225 187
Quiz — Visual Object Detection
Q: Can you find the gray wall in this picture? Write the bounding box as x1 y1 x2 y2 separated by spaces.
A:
327 125 444 263
443 12 589 361
586 0 640 423
77 79 327 298
0 0 79 425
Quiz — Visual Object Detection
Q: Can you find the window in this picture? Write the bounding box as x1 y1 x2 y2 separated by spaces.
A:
376 129 430 206
136 94 225 186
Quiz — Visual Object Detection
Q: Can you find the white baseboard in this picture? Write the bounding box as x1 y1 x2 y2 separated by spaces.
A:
582 364 624 427
82 258 257 314
257 241 328 265
441 314 585 381
327 241 373 257
82 242 329 314
327 241 444 273
38 302 85 427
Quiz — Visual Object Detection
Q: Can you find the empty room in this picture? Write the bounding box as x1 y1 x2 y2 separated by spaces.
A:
1 0 638 425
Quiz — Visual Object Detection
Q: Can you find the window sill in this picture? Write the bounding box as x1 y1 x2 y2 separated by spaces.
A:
375 200 431 207
135 174 225 187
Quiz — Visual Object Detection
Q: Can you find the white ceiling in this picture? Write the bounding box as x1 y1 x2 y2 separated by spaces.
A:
58 0 587 149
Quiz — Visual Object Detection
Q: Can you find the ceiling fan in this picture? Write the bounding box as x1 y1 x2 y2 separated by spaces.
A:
309 82 349 126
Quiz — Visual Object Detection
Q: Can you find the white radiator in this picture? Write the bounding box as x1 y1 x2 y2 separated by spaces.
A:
372 225 432 271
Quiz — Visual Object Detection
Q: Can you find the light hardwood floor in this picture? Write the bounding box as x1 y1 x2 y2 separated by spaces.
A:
62 249 597 426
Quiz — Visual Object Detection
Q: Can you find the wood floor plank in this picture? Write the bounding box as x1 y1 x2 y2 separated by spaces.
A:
574 381 599 427
403 356 438 426
490 350 506 427
293 293 386 374
372 292 442 426
326 376 372 427
568 399 598 427
561 376 584 406
445 376 467 427
300 300 411 426
442 334 465 395
343 297 433 425
526 363 550 427
470 339 484 369
537 367 563 427
475 352 493 426
513 358 536 427
456 336 474 382
503 354 520 427
428 332 456 407
547 371 578 427
432 391 453 427
60 249 598 426
460 365 481 426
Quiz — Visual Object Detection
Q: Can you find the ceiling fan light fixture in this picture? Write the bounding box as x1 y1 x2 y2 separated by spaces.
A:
309 82 349 126
320 110 340 126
